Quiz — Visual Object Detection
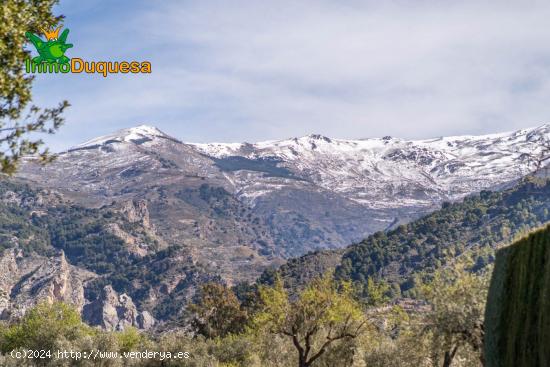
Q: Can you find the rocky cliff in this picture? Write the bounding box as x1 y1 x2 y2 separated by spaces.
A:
0 249 94 320
0 180 206 329
83 285 155 331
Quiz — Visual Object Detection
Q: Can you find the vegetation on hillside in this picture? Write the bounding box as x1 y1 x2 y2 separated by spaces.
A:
0 180 215 320
1 178 545 366
259 177 549 301
0 152 547 366
0 257 491 366
336 177 549 295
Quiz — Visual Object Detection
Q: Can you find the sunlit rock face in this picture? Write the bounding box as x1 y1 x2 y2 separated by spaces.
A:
82 285 155 331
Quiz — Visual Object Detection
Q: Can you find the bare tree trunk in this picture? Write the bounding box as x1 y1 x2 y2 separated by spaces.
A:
442 352 453 367
442 345 459 367
292 334 308 367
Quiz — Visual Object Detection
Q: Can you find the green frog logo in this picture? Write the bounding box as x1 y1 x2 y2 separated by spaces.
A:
25 26 73 65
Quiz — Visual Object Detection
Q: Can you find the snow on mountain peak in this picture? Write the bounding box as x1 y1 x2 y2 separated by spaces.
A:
72 125 171 150
189 124 549 208
193 124 549 158
127 125 166 137
59 122 549 210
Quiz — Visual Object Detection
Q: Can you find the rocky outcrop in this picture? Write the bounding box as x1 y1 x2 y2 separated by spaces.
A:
1 188 63 209
0 248 155 330
83 285 155 331
109 199 167 256
106 223 150 257
120 199 150 228
485 224 550 367
0 248 95 320
0 249 19 318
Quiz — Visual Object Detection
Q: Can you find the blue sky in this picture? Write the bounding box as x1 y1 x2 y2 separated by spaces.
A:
30 0 550 151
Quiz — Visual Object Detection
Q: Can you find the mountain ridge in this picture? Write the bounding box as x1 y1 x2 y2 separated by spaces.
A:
3 124 548 329
17 123 549 262
191 123 549 208
60 122 549 210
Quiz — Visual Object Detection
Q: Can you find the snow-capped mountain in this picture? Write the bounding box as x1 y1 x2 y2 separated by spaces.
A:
16 124 549 278
74 125 175 148
192 124 549 209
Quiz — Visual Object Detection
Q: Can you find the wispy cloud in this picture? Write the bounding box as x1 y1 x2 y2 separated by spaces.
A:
32 0 550 150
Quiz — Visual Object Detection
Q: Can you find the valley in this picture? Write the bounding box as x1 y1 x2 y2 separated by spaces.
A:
0 123 548 328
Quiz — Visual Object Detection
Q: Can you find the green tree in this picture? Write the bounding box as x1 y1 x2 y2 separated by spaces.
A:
362 307 432 367
115 327 146 353
421 265 489 367
1 0 67 175
253 274 367 367
0 302 91 354
366 277 390 306
189 282 249 339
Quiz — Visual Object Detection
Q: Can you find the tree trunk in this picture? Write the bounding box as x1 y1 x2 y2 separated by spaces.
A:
298 353 307 367
442 345 459 367
442 352 453 367
293 334 308 367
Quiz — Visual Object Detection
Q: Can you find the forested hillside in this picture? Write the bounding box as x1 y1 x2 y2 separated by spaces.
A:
336 177 549 294
262 177 550 296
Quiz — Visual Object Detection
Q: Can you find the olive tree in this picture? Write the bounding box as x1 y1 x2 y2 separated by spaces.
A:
421 265 489 367
253 274 367 367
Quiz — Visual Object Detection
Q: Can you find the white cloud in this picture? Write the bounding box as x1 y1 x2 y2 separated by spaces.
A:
34 0 550 150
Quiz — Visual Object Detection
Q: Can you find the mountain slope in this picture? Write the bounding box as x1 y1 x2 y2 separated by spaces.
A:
192 124 549 209
0 180 215 326
17 125 549 263
3 124 549 328
336 177 549 286
261 177 550 294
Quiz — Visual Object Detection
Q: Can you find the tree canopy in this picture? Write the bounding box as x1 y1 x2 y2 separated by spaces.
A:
253 274 366 367
0 0 67 174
